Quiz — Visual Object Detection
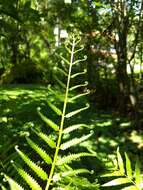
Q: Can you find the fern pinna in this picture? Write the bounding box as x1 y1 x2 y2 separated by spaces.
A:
2 34 98 190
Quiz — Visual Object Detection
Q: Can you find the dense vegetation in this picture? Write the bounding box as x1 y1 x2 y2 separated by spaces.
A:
0 0 143 189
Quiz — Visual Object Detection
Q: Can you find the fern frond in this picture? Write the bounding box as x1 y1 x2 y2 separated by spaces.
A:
48 85 65 101
15 146 48 180
62 168 91 177
26 137 52 164
63 124 89 134
33 129 56 149
12 162 42 190
125 152 132 179
57 152 95 165
47 101 62 116
102 178 131 187
102 148 143 190
69 81 88 91
71 69 87 79
117 147 125 174
65 104 90 118
54 75 66 89
3 174 24 190
72 55 87 65
122 186 139 190
1 185 7 190
135 158 142 188
37 107 59 131
69 91 90 102
60 54 70 65
3 33 93 190
60 132 93 150
73 46 84 54
53 66 68 77
65 44 72 53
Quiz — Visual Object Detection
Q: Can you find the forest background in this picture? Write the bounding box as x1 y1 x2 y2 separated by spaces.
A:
0 0 143 189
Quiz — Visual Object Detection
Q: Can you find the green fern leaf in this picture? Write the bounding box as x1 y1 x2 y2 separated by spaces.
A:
69 91 90 102
37 108 59 131
72 56 87 65
64 182 72 190
12 163 42 190
60 132 93 150
3 174 24 190
54 75 66 89
135 158 142 188
57 152 95 165
101 171 123 177
47 101 62 116
53 66 68 77
69 82 88 91
65 104 89 118
62 168 90 177
63 124 89 134
48 85 65 101
125 152 132 179
71 69 87 79
60 54 70 65
102 177 130 186
74 47 85 54
33 129 56 148
26 137 52 164
1 185 7 190
122 185 139 190
15 146 48 180
117 147 125 174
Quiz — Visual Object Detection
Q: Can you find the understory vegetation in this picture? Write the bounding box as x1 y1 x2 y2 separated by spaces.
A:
1 0 143 189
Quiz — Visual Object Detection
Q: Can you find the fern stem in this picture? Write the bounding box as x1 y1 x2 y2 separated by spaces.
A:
45 36 76 190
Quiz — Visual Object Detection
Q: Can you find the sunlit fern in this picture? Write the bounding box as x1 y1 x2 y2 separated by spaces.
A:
102 148 143 190
1 34 99 190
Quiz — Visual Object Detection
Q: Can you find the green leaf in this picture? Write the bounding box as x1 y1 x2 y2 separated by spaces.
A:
57 152 95 165
122 185 139 190
125 152 132 179
65 104 89 118
3 174 24 190
1 185 7 190
69 82 88 91
47 101 62 116
33 129 56 149
101 171 123 177
62 168 90 177
15 146 48 180
60 132 93 150
60 54 70 65
53 66 68 77
64 0 71 4
71 69 87 79
72 55 87 65
63 124 89 134
69 91 90 102
135 158 142 188
54 75 66 89
26 137 52 164
48 85 65 101
117 147 125 174
64 182 72 190
37 108 59 131
102 178 130 186
12 163 42 190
